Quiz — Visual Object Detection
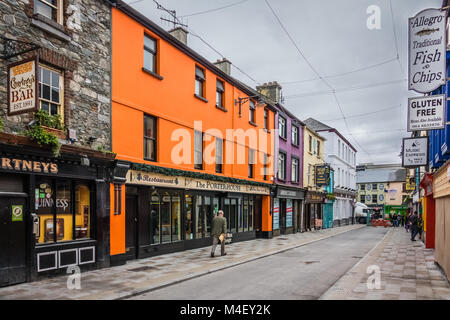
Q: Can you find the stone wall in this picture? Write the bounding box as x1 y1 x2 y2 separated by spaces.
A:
0 0 111 150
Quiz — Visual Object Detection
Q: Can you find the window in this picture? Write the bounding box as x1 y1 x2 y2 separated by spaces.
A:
372 183 378 190
34 0 63 24
279 116 287 139
309 135 312 153
338 140 341 156
278 152 286 180
372 194 377 203
216 79 224 108
248 148 255 178
36 178 92 244
38 65 63 120
215 137 223 173
317 140 320 156
194 130 203 170
263 153 268 181
292 125 299 146
379 184 384 190
360 184 365 191
144 34 157 73
313 139 317 155
195 66 205 98
360 195 365 203
144 115 157 161
291 158 299 183
249 100 256 123
264 109 269 130
307 165 312 185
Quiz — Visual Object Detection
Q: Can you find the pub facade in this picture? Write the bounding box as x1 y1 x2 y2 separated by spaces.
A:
0 0 115 287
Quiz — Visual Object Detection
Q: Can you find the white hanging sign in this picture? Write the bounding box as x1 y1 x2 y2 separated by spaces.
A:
407 94 446 131
408 8 447 93
402 137 429 168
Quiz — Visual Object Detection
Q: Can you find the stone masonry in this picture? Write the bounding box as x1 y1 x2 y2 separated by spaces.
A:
0 0 111 150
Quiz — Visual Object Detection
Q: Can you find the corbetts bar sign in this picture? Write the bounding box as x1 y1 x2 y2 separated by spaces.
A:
408 8 446 93
7 57 39 116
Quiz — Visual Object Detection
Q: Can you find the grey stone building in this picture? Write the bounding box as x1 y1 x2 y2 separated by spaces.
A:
0 0 123 287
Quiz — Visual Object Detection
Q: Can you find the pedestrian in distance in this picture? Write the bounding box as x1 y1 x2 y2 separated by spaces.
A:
392 213 398 227
211 209 227 257
418 213 424 240
405 213 411 232
397 214 401 228
410 211 419 241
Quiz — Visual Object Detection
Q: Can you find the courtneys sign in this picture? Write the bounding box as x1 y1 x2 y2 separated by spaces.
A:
1 157 58 174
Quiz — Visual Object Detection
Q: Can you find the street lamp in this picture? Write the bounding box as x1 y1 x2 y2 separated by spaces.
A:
234 95 265 117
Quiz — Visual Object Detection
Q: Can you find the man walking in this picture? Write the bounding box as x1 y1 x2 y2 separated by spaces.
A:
211 210 227 257
410 211 419 241
392 213 398 227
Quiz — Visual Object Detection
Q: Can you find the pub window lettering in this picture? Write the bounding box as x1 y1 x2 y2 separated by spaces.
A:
34 0 63 25
38 65 64 121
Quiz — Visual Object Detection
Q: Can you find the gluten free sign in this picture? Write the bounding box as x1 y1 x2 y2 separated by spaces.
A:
407 94 446 131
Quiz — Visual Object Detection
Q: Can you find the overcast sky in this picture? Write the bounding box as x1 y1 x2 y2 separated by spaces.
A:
123 0 442 165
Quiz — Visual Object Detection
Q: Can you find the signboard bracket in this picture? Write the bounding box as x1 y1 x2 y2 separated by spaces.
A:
0 35 40 60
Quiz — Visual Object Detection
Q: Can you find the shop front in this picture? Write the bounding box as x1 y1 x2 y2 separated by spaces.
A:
304 191 326 231
272 186 305 235
420 173 435 249
323 197 334 229
121 167 271 260
0 142 114 287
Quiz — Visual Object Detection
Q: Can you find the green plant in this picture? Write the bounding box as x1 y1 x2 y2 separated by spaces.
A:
25 125 61 157
34 110 64 130
0 117 3 132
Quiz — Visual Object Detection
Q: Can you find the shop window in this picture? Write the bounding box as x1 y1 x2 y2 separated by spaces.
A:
195 195 203 238
161 192 171 243
185 195 193 240
195 66 205 98
35 178 92 244
230 198 237 233
34 0 63 24
224 198 231 233
243 197 249 231
144 114 157 161
75 185 90 240
143 34 157 74
249 198 254 231
150 192 160 244
216 79 224 108
38 65 63 121
172 195 181 242
204 196 212 237
238 198 243 232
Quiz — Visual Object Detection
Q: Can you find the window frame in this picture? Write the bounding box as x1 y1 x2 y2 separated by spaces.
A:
248 148 255 178
215 137 223 173
291 157 299 183
278 151 286 181
278 116 287 139
34 0 63 25
38 64 64 123
194 130 204 170
216 79 225 109
144 114 157 162
249 100 256 124
143 33 158 75
264 109 269 130
195 66 206 98
291 124 299 146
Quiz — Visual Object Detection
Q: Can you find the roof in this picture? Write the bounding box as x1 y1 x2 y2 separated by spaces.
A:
357 168 406 184
304 117 357 153
303 125 326 141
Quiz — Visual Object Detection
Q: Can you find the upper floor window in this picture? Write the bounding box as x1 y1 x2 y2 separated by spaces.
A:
264 109 269 130
195 66 205 98
144 34 157 73
38 65 63 121
216 80 224 108
309 135 312 153
372 194 377 203
317 140 320 156
291 158 299 183
372 183 377 190
263 153 268 181
194 130 203 170
144 114 157 161
34 0 63 24
248 148 255 178
215 137 223 173
292 125 299 146
279 116 287 139
278 152 286 180
313 139 317 155
249 100 256 124
360 184 365 191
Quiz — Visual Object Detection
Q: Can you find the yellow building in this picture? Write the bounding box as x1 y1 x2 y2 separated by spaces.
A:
302 126 326 230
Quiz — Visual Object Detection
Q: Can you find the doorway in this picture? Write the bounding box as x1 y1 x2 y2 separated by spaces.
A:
125 195 138 258
0 196 27 287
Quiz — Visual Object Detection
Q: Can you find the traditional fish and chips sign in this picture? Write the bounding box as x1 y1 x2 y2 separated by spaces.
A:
7 57 39 116
408 8 446 93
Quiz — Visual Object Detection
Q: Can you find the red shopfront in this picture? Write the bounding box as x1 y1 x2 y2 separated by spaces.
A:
420 173 435 249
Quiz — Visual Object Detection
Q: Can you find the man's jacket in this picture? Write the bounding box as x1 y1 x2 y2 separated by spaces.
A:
212 216 227 236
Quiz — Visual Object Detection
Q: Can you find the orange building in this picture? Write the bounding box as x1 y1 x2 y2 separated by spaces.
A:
110 2 276 263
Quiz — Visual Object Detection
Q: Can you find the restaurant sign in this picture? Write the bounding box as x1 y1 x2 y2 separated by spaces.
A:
7 57 39 116
127 170 270 195
408 8 447 93
407 95 446 131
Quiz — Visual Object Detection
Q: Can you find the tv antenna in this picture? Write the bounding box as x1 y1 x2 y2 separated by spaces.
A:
153 0 188 29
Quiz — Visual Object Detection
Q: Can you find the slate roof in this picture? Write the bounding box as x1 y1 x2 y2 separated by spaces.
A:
304 118 332 131
356 167 406 184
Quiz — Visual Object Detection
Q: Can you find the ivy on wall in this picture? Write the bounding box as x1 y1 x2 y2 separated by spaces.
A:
131 163 274 189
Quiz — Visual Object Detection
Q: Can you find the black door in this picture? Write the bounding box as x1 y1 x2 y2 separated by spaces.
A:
0 197 27 287
254 196 262 237
125 195 138 259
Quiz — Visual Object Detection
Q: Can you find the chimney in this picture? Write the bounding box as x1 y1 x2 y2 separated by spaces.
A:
256 81 282 104
213 58 232 76
169 27 188 45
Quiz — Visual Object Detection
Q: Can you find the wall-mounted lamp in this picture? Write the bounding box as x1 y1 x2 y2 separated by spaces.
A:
234 95 265 117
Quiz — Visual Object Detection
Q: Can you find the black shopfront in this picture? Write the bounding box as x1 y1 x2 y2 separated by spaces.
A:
122 169 268 260
303 190 327 231
272 186 305 236
0 142 114 287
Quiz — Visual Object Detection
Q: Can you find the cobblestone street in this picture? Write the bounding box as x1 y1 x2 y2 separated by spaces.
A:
320 227 450 300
